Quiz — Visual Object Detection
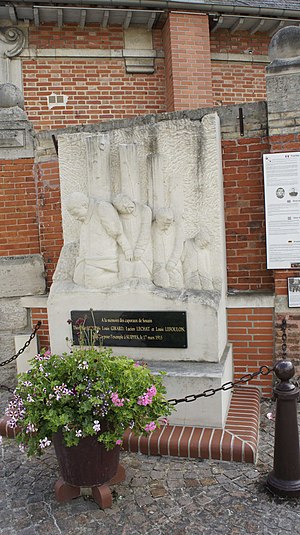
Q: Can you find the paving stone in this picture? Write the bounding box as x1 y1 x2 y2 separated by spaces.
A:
0 399 299 535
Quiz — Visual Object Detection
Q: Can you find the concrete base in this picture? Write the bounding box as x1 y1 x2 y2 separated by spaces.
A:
149 344 233 428
48 279 227 363
15 334 38 375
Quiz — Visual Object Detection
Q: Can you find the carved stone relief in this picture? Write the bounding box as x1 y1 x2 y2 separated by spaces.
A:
57 114 226 294
0 27 26 89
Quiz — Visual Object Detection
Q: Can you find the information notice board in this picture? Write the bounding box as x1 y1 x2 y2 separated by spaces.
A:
263 152 300 269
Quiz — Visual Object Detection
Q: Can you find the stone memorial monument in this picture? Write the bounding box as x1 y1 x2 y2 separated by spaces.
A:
48 113 232 428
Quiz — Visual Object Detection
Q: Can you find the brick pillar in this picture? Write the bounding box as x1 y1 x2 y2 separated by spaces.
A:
266 26 300 373
162 12 213 111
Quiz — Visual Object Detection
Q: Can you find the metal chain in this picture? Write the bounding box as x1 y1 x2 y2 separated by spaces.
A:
281 318 287 360
167 365 273 406
0 322 42 393
0 321 41 368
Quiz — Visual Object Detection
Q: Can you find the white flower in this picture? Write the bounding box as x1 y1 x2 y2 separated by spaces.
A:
75 430 82 438
78 361 88 370
93 420 101 432
26 423 38 434
39 437 51 449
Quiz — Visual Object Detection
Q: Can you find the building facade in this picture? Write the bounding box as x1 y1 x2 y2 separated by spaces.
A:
1 0 300 396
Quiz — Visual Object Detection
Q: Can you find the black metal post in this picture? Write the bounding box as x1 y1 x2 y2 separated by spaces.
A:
266 360 300 497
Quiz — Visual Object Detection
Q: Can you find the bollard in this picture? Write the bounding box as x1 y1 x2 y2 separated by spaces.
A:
266 360 300 497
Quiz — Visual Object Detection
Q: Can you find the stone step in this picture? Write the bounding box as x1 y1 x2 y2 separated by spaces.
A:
123 387 261 464
0 387 260 463
148 344 233 428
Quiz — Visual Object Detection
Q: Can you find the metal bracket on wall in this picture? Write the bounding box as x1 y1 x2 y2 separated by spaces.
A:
238 107 244 137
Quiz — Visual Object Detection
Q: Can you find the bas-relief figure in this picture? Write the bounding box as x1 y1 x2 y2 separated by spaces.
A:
67 191 215 292
65 192 132 289
112 193 152 281
152 208 184 289
182 226 214 291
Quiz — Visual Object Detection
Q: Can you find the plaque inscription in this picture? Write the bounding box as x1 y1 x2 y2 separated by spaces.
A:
70 310 187 348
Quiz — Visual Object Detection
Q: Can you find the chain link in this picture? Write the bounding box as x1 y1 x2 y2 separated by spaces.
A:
281 318 287 359
167 364 273 406
0 321 41 368
0 322 273 406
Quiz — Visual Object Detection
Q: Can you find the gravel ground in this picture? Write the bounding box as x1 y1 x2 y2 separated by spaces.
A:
0 392 299 535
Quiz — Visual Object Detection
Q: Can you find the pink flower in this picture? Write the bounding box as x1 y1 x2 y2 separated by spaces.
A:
137 385 157 406
111 392 125 407
145 421 156 433
137 393 152 406
148 385 157 397
116 439 123 446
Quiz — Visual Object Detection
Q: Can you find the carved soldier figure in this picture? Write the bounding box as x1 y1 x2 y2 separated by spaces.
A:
152 207 184 289
66 192 132 289
182 226 214 290
113 193 153 280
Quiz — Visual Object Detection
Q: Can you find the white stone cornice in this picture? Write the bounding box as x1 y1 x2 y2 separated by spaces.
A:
211 52 269 64
227 293 275 309
20 47 164 59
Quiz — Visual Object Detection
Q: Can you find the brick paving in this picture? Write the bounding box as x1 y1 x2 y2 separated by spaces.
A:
0 392 299 535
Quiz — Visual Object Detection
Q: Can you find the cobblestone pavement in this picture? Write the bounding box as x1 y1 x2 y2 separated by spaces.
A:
0 393 299 535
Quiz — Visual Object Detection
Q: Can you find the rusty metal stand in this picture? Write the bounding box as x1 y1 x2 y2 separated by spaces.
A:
54 463 126 509
266 360 300 497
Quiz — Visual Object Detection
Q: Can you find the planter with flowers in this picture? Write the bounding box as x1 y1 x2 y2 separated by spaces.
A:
5 329 173 508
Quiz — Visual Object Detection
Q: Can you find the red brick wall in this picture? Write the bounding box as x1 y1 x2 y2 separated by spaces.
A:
162 12 213 111
212 63 266 106
275 314 300 378
23 24 166 130
223 136 273 291
228 307 274 397
29 24 124 49
210 29 268 105
210 29 270 56
34 160 62 288
31 308 50 351
0 159 40 256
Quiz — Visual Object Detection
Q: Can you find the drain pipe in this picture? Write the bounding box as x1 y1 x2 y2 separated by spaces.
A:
20 0 300 20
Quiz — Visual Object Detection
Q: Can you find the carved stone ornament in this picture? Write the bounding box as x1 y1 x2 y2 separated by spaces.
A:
0 27 26 58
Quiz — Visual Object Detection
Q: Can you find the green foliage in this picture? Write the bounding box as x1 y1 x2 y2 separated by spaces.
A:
6 346 173 456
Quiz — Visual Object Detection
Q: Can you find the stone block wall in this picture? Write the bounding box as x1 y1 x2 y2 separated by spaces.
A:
34 160 62 288
0 255 45 386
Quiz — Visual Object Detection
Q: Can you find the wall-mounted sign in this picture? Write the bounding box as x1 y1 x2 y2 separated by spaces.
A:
288 277 300 307
263 152 300 269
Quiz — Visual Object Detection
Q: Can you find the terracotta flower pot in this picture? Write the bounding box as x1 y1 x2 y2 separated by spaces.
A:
52 431 120 487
